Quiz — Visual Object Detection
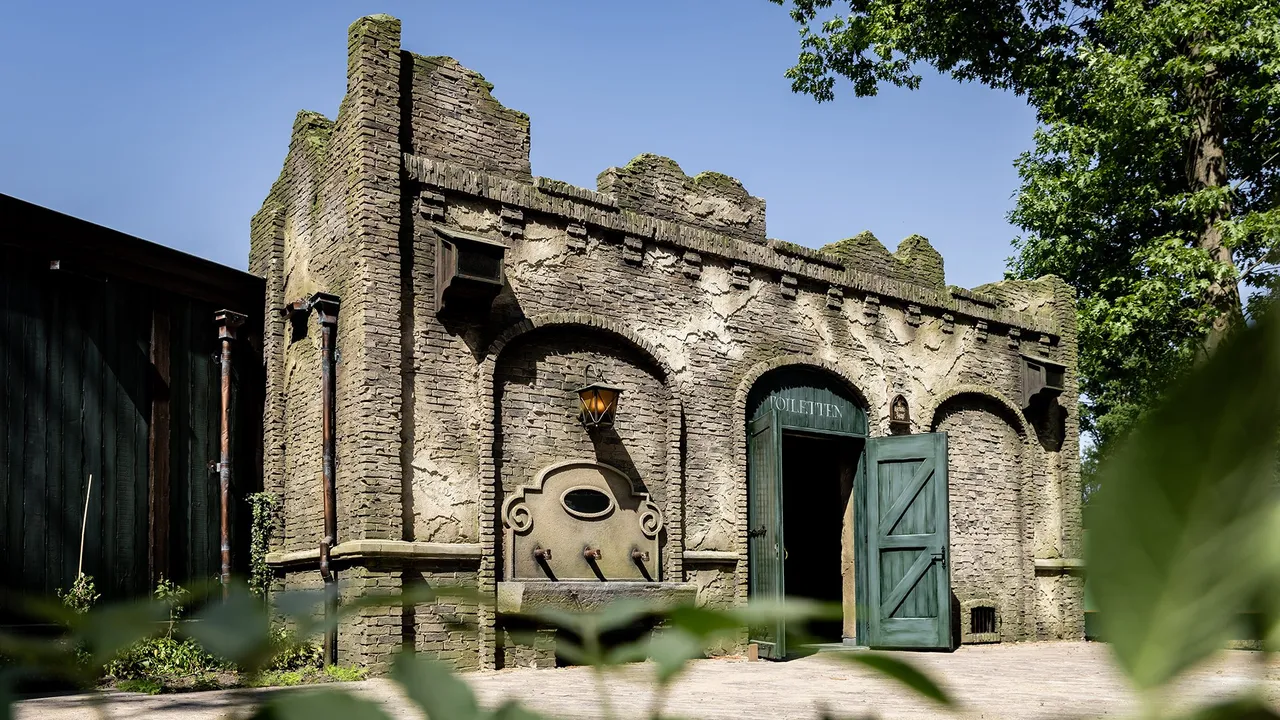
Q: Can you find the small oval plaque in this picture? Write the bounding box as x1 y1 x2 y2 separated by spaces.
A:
560 486 615 519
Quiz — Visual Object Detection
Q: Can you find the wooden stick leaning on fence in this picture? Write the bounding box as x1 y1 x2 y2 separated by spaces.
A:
78 473 92 578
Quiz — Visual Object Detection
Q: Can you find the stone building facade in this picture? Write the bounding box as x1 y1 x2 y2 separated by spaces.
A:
255 14 1083 671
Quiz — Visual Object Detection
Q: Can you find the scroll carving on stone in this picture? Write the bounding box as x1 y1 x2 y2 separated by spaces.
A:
501 460 663 582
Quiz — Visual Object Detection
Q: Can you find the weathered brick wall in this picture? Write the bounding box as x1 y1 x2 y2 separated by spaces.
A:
405 567 482 671
497 624 557 669
405 55 531 182
253 13 1084 669
933 396 1033 642
596 154 767 243
494 329 669 500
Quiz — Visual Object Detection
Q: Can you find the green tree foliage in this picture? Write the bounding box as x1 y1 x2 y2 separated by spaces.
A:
770 0 1280 464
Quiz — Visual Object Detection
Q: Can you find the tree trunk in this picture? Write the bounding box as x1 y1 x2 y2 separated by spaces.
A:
1187 39 1242 356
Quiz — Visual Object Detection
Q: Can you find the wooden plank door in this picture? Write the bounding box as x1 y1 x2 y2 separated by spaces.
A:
747 410 786 659
865 432 951 649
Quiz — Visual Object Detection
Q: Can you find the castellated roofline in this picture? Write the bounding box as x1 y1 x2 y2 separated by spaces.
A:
403 152 1063 338
256 13 1066 339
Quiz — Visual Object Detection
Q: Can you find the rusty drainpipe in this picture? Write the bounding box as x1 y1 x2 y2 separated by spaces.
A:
214 310 246 600
309 292 341 666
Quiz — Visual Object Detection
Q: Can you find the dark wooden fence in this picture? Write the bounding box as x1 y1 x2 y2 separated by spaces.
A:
0 195 263 617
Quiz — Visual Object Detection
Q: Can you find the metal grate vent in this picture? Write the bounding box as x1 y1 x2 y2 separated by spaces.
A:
970 606 997 635
960 599 1001 644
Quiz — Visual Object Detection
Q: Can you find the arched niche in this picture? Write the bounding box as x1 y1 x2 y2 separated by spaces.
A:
930 391 1031 642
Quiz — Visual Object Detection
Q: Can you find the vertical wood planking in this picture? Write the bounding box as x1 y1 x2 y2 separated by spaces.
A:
21 263 47 594
188 301 210 582
1 245 253 606
0 251 24 590
45 277 65 595
121 292 149 594
59 281 87 588
101 281 121 596
148 311 172 585
81 277 105 585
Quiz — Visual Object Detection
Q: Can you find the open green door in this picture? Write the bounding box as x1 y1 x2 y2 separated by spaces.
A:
747 410 785 659
865 432 951 650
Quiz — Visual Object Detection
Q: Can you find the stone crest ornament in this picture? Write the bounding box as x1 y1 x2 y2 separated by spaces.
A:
501 460 663 582
889 394 912 434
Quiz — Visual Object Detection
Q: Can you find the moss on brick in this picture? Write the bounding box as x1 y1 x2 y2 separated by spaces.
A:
821 231 891 265
691 171 745 193
893 234 946 288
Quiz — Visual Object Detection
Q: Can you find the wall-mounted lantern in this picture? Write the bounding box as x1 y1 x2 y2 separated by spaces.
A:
576 364 622 430
889 394 912 434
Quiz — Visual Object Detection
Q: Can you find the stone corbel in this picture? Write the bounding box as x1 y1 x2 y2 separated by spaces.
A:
826 285 844 309
418 190 446 221
682 251 702 279
976 320 989 342
780 274 798 299
623 235 644 265
731 263 751 289
863 294 881 320
942 313 955 334
566 222 588 252
500 205 525 240
907 304 922 327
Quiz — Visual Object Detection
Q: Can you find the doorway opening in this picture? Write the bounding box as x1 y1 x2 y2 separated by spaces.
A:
781 432 858 643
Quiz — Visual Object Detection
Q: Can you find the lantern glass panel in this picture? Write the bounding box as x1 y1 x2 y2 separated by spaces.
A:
576 382 622 427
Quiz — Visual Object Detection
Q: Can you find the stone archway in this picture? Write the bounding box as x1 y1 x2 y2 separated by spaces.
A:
741 364 871 656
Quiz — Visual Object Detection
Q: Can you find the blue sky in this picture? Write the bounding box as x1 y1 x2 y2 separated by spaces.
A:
0 1 1038 290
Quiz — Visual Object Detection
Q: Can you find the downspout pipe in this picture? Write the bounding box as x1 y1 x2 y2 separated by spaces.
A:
214 310 246 600
309 292 341 667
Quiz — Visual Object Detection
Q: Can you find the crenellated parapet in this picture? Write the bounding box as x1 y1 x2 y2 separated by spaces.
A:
402 152 1061 339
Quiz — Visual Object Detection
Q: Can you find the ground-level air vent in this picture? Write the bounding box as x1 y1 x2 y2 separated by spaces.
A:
960 599 1001 644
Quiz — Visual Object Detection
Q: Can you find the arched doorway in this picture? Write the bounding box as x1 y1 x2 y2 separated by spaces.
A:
746 367 952 658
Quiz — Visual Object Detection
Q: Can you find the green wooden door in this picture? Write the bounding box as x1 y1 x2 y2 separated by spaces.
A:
865 432 951 649
747 410 785 659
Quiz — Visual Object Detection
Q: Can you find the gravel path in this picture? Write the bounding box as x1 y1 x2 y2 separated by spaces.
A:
17 642 1280 720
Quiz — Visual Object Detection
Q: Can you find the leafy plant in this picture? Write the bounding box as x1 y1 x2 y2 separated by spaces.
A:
264 625 323 673
115 678 162 695
323 665 365 683
153 576 189 633
248 492 282 600
57 574 99 614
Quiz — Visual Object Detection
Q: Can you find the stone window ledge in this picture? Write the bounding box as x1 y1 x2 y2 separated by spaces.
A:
265 540 482 569
1034 558 1085 576
682 550 741 565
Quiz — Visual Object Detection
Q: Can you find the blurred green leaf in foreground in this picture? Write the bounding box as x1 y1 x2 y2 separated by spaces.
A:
1088 303 1280 695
